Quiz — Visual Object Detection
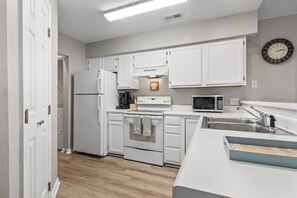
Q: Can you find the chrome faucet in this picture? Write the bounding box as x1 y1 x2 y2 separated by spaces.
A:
237 105 277 133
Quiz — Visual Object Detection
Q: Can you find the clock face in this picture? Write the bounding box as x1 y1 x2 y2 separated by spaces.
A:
262 38 294 64
267 43 288 59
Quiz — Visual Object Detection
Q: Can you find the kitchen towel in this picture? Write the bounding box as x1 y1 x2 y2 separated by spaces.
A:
133 116 141 135
142 117 152 137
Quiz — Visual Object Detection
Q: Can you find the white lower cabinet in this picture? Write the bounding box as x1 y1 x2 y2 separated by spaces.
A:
164 116 185 165
164 115 200 165
108 112 124 155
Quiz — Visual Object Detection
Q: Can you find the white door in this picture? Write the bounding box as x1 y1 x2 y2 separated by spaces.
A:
102 56 118 72
185 119 199 152
108 121 124 155
202 38 245 85
22 0 51 197
118 55 133 89
169 45 202 88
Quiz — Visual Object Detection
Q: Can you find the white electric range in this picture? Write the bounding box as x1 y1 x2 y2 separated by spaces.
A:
123 96 172 166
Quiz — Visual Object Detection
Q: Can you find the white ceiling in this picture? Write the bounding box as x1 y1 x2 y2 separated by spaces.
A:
58 0 297 43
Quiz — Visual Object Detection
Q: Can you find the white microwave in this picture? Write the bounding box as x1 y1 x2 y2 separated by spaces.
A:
192 95 224 112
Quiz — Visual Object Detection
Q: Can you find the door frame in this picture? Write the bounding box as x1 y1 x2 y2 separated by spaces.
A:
21 0 52 197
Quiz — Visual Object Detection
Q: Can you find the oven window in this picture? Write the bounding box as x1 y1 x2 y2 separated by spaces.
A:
193 97 215 110
129 124 156 143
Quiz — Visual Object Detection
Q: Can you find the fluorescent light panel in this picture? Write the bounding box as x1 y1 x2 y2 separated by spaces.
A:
104 0 188 21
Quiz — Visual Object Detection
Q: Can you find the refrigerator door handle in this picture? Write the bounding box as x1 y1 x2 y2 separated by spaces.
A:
97 77 101 94
97 95 101 124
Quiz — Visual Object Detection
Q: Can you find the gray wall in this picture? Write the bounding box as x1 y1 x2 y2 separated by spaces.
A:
7 0 21 197
0 0 9 197
86 13 297 104
58 60 64 108
58 32 86 149
86 11 258 57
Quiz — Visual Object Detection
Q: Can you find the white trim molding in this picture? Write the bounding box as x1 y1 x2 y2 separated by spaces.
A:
51 178 60 198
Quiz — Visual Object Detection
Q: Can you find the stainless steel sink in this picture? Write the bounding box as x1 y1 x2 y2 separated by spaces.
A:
205 117 255 124
202 117 293 136
205 123 271 133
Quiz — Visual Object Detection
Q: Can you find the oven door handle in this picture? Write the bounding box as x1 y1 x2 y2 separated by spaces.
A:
123 115 163 120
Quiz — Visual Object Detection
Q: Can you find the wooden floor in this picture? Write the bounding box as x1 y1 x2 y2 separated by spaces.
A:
57 152 179 198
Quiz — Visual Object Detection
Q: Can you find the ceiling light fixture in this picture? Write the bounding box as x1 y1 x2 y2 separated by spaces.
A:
104 0 188 22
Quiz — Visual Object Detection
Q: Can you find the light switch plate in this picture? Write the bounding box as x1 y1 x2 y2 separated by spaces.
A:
230 98 240 106
252 80 258 89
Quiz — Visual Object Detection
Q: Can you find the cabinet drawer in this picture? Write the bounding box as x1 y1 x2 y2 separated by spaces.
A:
165 134 180 148
164 125 180 135
108 113 123 122
165 116 180 125
164 147 181 165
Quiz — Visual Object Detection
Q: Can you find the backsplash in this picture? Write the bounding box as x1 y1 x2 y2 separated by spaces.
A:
130 78 249 105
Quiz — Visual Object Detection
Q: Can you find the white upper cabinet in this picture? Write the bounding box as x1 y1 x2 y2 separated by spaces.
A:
168 45 202 88
87 58 101 70
202 37 246 86
102 56 118 72
118 54 139 90
133 50 167 68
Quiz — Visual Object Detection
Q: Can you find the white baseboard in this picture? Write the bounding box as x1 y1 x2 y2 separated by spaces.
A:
66 148 72 154
51 178 61 198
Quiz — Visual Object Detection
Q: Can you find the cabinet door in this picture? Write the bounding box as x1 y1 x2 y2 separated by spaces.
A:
133 53 149 68
169 45 202 88
108 121 124 155
202 38 245 85
185 119 199 152
149 50 167 67
118 55 139 90
133 50 167 68
102 56 118 72
87 58 101 70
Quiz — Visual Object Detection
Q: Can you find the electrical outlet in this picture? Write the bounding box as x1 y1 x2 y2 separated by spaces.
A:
230 98 240 106
252 80 258 89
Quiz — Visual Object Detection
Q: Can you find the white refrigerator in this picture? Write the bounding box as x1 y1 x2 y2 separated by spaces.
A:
73 69 117 156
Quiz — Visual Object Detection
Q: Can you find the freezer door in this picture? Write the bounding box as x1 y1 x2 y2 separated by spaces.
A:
73 95 102 155
74 70 103 94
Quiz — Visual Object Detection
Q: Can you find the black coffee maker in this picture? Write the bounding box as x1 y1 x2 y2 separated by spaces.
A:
117 91 130 109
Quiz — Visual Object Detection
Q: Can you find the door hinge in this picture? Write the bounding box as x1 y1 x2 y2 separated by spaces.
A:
243 76 245 81
48 182 51 191
166 60 168 64
25 109 29 124
243 41 245 46
48 28 51 38
48 105 51 115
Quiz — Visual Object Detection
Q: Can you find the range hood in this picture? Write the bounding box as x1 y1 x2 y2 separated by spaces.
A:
133 66 168 78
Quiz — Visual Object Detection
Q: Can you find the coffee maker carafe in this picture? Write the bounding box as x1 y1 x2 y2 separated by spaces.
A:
117 91 130 109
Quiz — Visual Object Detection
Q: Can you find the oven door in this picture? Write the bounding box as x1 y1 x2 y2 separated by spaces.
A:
123 114 163 152
193 96 216 111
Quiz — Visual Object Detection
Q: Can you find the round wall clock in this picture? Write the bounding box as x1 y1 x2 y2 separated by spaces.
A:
262 38 294 64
